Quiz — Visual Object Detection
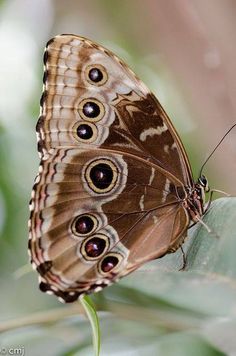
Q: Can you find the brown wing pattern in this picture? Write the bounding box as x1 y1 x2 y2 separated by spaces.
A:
29 148 189 302
38 34 193 186
29 34 191 302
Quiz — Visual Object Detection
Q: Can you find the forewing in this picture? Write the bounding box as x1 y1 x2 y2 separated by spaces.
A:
38 34 192 186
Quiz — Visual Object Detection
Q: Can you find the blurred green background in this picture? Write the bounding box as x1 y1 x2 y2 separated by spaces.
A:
0 1 236 355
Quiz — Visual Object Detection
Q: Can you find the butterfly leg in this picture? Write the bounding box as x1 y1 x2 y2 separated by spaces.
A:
179 246 187 271
205 188 230 213
188 221 197 229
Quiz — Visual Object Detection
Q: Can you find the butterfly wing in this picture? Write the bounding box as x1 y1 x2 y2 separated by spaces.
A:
29 34 191 302
29 148 189 302
38 34 193 186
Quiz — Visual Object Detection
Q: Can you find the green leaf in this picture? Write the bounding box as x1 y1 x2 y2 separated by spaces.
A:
100 197 236 354
185 197 236 275
80 295 100 356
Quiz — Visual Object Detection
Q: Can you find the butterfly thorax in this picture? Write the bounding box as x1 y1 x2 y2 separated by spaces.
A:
184 179 208 223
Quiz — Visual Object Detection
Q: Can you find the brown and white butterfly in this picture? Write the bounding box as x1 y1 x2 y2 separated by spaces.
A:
29 34 208 303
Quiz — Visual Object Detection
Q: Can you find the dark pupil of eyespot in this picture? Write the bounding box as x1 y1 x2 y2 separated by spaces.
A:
82 101 100 118
77 124 93 139
90 163 113 189
85 237 106 257
88 68 103 82
101 256 119 272
75 215 94 234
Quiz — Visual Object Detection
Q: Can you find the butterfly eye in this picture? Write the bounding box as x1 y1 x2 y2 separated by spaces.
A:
71 214 98 237
78 98 105 122
85 64 108 86
198 175 209 192
80 234 110 260
84 159 118 193
199 175 207 186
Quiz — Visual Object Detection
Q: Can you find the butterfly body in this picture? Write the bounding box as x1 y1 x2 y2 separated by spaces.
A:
29 35 206 303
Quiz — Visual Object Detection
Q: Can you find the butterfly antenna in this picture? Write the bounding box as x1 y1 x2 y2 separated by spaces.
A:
199 123 236 178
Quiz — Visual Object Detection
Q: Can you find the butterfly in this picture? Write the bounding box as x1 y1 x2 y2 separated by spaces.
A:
28 34 208 303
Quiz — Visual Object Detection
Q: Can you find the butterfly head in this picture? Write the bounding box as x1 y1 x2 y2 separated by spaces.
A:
185 175 209 223
186 174 209 221
198 174 210 193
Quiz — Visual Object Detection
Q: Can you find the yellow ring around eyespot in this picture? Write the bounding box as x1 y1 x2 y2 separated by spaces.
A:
85 64 108 86
72 121 98 143
78 98 105 122
84 158 119 194
80 233 110 261
70 213 99 239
